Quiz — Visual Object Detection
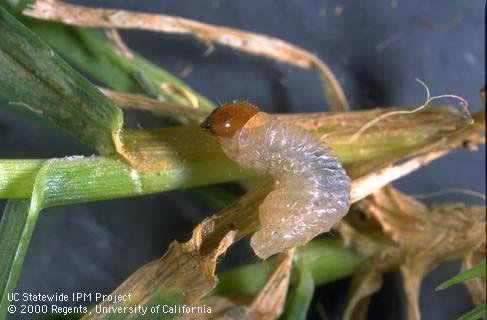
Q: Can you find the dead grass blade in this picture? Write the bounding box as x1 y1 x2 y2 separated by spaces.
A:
81 223 237 320
100 88 208 122
248 250 294 319
343 268 383 320
103 28 133 59
24 0 349 111
178 250 294 320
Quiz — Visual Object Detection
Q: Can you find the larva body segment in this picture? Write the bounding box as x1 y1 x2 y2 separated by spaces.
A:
218 111 351 259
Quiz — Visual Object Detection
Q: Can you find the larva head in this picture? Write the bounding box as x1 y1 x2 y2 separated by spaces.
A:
201 101 260 138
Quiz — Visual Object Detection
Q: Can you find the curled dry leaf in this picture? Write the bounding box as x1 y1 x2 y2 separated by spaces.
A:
100 88 208 122
340 186 486 320
179 251 294 320
343 267 383 320
81 223 237 320
103 28 134 59
24 0 349 111
248 250 294 319
81 181 273 319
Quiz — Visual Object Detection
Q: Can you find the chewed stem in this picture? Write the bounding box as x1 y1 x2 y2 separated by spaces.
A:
349 79 473 142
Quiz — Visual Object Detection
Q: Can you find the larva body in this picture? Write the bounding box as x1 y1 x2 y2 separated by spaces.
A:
202 102 351 259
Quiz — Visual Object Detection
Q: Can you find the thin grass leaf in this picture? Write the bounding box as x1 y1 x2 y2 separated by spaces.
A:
23 18 215 111
282 257 315 320
436 262 486 291
457 303 486 320
0 8 123 153
0 200 37 319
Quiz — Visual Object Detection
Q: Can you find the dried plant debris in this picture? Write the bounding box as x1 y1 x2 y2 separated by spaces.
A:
104 28 134 59
348 79 472 142
179 251 293 320
82 222 237 320
81 183 275 320
24 0 350 111
339 186 486 320
100 88 208 122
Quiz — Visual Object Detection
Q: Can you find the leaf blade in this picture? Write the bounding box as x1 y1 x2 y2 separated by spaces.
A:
25 19 215 111
0 8 123 153
457 303 486 320
436 262 486 291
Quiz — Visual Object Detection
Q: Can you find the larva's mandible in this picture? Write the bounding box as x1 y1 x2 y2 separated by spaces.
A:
201 102 351 259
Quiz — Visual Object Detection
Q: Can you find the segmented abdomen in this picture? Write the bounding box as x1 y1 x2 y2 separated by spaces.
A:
220 112 351 259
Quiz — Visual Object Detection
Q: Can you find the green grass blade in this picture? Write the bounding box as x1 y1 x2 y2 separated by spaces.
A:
282 257 315 320
457 303 486 320
25 19 215 111
0 8 123 153
0 200 38 320
436 262 486 291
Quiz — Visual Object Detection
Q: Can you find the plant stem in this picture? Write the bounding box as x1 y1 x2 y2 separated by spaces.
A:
0 108 483 202
213 237 366 297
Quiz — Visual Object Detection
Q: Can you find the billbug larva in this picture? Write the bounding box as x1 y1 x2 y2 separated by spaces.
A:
201 101 351 259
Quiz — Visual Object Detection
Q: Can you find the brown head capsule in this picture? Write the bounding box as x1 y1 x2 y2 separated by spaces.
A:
201 101 260 138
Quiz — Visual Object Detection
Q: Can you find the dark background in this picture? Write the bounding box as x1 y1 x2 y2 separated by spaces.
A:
1 1 485 319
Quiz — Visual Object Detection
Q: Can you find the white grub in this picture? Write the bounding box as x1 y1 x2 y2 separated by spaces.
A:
220 112 351 259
